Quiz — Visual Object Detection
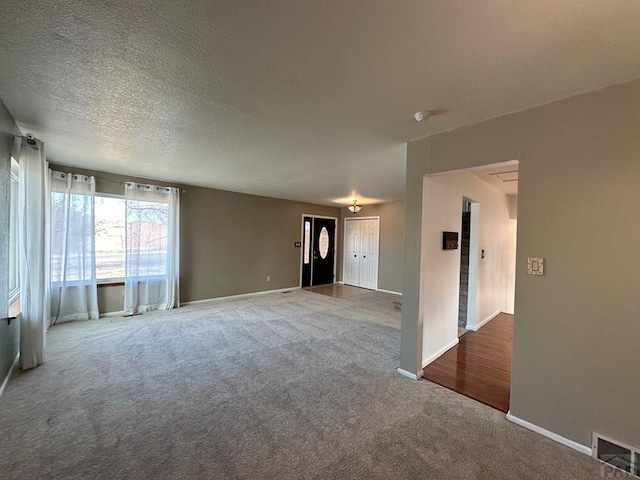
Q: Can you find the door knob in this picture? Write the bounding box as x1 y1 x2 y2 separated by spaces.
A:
363 255 366 259
354 254 356 257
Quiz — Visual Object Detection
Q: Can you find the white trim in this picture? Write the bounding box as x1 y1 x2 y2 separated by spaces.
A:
181 287 301 306
99 311 125 318
506 412 592 456
467 308 502 331
396 367 424 380
99 288 299 315
422 337 459 368
424 159 520 178
377 288 401 295
0 354 20 399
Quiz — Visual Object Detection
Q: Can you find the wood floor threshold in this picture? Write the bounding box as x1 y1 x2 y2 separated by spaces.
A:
422 313 513 413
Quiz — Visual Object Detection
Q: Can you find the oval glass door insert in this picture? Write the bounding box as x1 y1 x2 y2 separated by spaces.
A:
319 226 330 259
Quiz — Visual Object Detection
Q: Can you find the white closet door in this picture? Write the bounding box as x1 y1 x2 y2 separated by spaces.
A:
343 218 379 290
360 219 379 290
344 219 361 286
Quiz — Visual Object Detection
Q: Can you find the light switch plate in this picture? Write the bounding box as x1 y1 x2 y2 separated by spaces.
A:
527 257 544 275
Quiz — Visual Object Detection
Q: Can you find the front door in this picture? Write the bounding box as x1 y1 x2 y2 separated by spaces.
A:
311 217 335 286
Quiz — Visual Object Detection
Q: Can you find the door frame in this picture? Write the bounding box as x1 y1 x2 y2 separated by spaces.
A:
299 214 339 288
342 216 380 290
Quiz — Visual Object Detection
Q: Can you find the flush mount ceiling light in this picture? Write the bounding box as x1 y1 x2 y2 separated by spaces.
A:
414 111 432 122
348 199 362 214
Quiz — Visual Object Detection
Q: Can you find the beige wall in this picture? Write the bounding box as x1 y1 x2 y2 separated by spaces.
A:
402 78 640 449
340 202 405 294
49 164 340 313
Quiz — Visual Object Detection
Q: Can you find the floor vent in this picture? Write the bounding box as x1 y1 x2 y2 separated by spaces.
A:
593 433 639 477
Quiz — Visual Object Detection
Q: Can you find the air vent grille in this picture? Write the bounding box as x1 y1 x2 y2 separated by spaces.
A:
593 433 639 478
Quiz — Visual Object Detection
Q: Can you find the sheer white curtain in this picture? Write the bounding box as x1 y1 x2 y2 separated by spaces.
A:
124 182 179 315
49 171 99 324
18 137 50 370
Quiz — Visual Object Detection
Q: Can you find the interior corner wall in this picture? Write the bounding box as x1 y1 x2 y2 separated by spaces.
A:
48 164 341 312
339 201 405 293
421 172 515 366
403 77 640 449
0 99 20 383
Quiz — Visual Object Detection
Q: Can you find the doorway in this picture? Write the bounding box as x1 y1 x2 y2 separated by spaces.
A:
343 217 380 290
419 160 518 412
457 198 480 336
458 199 472 334
301 215 337 287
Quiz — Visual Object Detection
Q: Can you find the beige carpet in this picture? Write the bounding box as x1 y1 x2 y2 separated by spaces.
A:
0 289 609 479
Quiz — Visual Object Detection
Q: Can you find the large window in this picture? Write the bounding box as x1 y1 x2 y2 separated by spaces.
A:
48 190 171 284
8 157 20 314
95 195 126 281
94 194 169 281
124 197 169 278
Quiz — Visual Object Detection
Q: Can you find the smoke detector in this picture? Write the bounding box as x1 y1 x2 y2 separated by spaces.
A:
414 111 432 122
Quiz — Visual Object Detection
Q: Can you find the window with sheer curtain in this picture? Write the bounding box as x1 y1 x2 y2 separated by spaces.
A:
49 171 99 323
124 182 180 315
8 157 20 316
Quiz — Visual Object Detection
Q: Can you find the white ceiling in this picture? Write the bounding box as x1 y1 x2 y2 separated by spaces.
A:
1 1 640 206
472 165 519 196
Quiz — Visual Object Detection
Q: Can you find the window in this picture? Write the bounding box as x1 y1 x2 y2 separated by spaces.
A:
303 221 311 264
93 194 169 281
94 195 126 281
8 157 20 314
125 197 169 278
48 189 171 284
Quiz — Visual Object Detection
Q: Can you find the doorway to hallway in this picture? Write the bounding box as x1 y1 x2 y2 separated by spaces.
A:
419 160 518 413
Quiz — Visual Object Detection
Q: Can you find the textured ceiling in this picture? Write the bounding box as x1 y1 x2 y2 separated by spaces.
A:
1 1 640 206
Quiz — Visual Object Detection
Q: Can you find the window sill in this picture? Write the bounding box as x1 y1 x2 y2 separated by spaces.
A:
98 281 124 288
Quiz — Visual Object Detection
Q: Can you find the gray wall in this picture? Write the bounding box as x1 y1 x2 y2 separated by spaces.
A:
49 164 341 313
402 78 640 449
0 100 20 383
340 202 404 293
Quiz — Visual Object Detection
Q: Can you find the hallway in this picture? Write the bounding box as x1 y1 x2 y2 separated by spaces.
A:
422 313 513 413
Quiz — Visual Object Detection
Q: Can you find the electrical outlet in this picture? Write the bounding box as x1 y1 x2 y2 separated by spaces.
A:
266 275 271 282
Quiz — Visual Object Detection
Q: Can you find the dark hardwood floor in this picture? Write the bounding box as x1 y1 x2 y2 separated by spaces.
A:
422 313 513 413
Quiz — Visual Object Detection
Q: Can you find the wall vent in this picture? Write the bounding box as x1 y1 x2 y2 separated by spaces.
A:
593 433 639 477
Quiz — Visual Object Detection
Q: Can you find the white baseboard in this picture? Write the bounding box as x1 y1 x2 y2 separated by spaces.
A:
506 412 592 456
377 288 402 296
99 311 125 318
397 367 424 380
468 308 502 331
422 337 459 368
181 287 301 307
0 354 20 400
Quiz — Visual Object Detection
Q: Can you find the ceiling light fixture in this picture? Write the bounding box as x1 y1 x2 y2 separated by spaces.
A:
414 111 432 122
348 199 362 214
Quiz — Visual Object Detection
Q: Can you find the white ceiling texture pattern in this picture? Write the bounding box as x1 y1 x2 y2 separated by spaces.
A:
1 1 640 205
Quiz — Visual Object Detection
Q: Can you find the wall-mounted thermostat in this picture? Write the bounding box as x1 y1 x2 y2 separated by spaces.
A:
442 231 459 250
527 257 544 275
